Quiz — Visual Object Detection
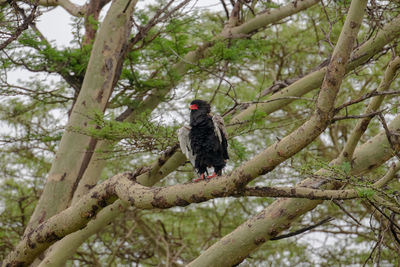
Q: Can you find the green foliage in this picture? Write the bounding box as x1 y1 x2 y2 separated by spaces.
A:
339 161 351 174
229 138 247 161
87 15 99 30
0 177 38 259
356 187 375 198
74 110 178 154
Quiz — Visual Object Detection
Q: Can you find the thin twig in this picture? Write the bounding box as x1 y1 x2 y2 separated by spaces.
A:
333 200 362 226
271 217 334 240
390 213 400 246
335 90 400 112
332 110 384 122
378 114 400 161
368 200 400 232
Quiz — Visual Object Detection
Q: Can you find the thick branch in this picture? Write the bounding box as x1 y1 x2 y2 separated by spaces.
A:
0 0 89 16
32 0 87 16
3 174 121 266
222 0 320 38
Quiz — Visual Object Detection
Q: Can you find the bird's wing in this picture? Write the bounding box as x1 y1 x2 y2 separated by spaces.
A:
212 114 229 159
177 125 196 166
212 114 228 143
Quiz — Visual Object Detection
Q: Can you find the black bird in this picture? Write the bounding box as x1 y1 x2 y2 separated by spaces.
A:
178 99 229 182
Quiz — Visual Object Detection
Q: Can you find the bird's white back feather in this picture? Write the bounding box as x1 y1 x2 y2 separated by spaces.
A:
177 125 196 166
211 114 228 143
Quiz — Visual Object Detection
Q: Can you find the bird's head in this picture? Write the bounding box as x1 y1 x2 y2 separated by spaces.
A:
189 99 210 113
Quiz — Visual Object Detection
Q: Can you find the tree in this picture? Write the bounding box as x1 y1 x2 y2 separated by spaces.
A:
1 0 400 265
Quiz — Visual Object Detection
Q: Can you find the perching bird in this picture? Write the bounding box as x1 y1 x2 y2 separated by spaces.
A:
178 99 229 182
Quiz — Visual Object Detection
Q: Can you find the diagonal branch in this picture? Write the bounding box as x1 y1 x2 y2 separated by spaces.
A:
65 0 323 247
0 0 88 16
378 113 400 161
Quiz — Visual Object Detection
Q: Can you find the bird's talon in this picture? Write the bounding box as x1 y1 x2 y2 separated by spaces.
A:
193 174 206 182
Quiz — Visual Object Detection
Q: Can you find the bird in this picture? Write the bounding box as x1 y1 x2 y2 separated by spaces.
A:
178 99 229 182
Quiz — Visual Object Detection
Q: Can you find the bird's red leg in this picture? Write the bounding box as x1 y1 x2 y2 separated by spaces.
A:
193 173 206 182
206 172 217 179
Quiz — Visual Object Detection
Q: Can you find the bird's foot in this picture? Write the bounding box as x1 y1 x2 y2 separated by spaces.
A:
193 174 206 182
206 172 217 179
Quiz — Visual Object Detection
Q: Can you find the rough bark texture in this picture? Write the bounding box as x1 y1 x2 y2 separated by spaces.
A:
187 111 400 266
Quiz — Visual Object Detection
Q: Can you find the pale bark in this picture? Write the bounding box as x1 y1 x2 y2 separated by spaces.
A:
222 0 321 37
188 108 400 266
71 0 315 199
244 162 400 200
187 115 400 267
24 0 138 234
7 1 400 265
66 0 321 241
60 9 400 264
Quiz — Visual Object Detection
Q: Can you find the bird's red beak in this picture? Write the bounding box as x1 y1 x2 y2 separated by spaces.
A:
189 104 198 110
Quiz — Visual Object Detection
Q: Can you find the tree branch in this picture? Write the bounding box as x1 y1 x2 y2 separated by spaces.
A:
331 110 385 123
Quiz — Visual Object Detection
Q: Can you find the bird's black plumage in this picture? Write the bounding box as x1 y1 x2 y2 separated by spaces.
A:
188 100 229 179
